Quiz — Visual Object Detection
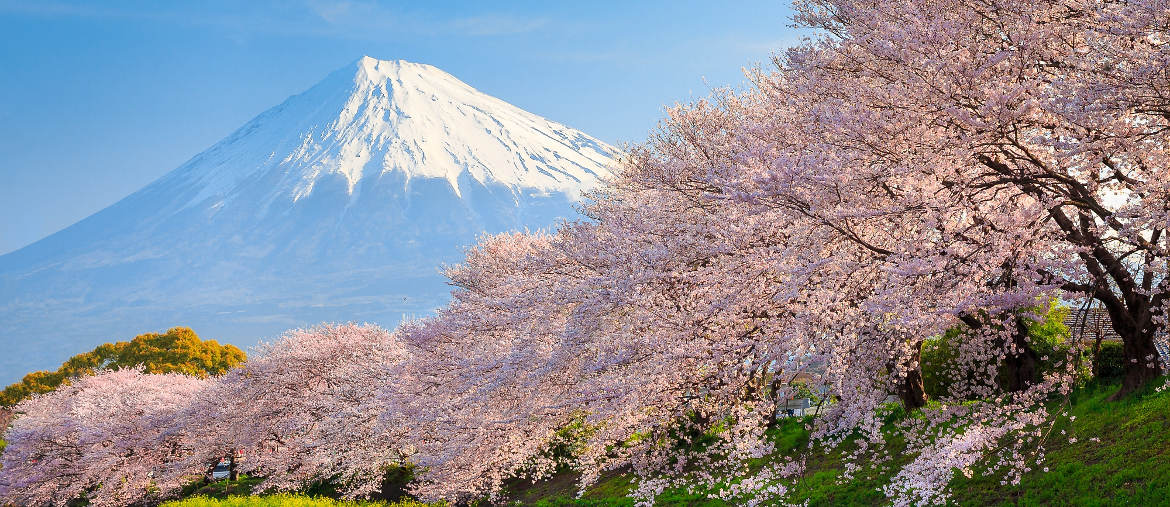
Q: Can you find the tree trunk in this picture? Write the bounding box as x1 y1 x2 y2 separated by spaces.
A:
1106 302 1163 399
766 374 784 427
1115 329 1162 399
1001 317 1040 393
897 343 928 410
229 454 239 482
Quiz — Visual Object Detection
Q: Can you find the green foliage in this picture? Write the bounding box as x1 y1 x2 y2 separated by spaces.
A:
161 493 433 507
1024 299 1072 368
539 416 594 473
0 407 11 450
1093 341 1126 382
0 327 245 406
178 476 266 500
920 328 963 399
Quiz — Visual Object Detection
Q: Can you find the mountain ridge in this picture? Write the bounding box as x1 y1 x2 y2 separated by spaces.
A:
0 56 618 384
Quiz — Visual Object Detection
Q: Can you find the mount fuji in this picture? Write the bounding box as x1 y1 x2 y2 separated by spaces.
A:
0 56 618 383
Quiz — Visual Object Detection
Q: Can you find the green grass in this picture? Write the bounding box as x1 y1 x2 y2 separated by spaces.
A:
949 380 1170 506
162 493 430 507
509 379 1170 506
177 476 267 499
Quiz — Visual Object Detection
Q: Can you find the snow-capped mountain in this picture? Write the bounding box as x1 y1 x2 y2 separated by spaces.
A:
0 56 617 384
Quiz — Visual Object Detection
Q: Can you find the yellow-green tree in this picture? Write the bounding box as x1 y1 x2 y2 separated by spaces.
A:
0 327 245 406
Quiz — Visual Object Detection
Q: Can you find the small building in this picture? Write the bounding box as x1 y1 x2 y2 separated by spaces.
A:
777 397 811 418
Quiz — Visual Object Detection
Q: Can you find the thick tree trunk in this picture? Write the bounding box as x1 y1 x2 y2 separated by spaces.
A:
229 454 239 482
1105 302 1163 399
898 368 928 410
1115 329 1162 399
897 343 927 410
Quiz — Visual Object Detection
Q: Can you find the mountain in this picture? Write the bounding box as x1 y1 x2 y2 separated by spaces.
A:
0 56 617 384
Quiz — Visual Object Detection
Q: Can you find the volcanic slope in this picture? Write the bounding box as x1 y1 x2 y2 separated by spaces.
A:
0 56 618 383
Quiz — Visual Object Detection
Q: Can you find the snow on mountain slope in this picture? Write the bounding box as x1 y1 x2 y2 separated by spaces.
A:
174 57 610 208
0 56 618 384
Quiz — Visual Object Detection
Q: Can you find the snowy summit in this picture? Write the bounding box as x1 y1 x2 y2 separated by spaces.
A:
0 56 620 384
177 56 614 207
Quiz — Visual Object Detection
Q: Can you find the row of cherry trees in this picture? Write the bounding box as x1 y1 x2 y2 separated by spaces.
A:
0 324 410 506
1 0 1166 505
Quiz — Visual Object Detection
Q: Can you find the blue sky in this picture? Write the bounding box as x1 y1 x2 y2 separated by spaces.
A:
0 0 804 254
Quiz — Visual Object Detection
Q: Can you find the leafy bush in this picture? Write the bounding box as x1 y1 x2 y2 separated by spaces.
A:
1024 300 1072 372
1093 341 1126 382
300 465 417 502
920 331 961 399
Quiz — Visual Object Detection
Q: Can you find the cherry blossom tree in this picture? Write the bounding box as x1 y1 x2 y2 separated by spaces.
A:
385 148 984 501
786 0 1170 397
0 369 208 507
170 323 409 498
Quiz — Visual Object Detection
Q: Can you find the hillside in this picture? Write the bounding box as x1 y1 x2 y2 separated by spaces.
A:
505 380 1170 506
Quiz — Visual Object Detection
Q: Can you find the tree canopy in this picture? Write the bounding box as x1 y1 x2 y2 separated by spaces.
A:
0 327 245 406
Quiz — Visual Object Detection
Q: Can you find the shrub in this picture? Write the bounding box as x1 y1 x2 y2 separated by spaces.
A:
1093 341 1126 382
920 332 959 399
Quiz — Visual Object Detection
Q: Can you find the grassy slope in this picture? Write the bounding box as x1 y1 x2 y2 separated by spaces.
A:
514 380 1170 506
950 381 1170 506
161 381 1169 506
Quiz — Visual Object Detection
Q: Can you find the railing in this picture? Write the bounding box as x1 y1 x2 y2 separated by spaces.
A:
1155 338 1170 374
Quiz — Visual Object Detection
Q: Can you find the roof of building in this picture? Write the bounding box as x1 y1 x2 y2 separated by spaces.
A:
1063 306 1168 342
1064 307 1122 342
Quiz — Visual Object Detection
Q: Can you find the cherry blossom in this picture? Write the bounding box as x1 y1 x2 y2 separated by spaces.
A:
0 369 208 507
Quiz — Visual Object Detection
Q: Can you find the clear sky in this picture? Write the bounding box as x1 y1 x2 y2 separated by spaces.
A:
0 0 804 255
